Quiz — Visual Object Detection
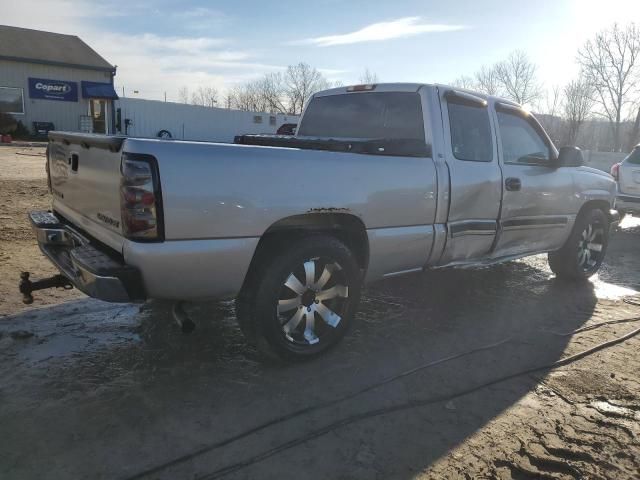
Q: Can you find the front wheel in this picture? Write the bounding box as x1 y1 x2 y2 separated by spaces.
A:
548 208 609 280
237 236 362 361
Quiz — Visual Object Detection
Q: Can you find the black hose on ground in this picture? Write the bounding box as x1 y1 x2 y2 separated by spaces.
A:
196 324 640 480
124 317 640 480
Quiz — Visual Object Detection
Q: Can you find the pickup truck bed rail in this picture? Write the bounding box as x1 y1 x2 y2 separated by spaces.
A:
233 134 431 157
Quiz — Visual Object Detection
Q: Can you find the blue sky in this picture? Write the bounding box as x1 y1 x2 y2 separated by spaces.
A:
3 0 639 102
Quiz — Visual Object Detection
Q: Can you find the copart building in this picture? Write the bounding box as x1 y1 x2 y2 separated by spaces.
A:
0 25 118 135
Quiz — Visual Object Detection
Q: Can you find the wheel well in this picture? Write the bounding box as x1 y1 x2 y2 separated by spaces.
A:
240 213 369 294
578 199 611 221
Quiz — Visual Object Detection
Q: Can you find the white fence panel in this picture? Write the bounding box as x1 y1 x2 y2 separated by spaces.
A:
115 98 298 143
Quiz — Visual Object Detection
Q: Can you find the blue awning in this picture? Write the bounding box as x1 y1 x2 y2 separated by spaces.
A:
81 81 118 99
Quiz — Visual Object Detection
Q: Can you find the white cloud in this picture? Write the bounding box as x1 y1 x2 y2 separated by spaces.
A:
129 33 229 53
296 17 466 47
1 0 290 101
177 7 229 31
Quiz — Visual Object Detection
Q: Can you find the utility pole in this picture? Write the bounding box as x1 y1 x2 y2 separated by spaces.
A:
122 86 125 97
164 92 167 102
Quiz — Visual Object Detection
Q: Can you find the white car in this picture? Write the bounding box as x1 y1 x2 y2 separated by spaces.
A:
612 145 640 217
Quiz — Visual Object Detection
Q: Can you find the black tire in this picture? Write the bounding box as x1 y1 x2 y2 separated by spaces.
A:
548 208 609 280
157 129 172 139
236 235 362 361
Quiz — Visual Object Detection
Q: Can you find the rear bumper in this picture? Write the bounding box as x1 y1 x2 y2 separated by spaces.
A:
616 194 640 214
30 211 145 303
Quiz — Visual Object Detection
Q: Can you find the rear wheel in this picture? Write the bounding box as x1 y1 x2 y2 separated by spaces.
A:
548 208 609 280
237 236 362 361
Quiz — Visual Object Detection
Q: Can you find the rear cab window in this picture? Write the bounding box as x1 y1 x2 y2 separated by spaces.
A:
298 91 425 142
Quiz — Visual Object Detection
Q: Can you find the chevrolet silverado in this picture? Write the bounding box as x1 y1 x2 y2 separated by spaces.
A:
24 83 619 360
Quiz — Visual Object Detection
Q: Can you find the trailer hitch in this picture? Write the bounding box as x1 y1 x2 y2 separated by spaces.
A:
19 272 73 304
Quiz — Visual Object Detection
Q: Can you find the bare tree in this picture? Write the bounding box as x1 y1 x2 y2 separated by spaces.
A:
474 65 501 96
284 62 330 115
562 78 595 146
226 63 330 115
535 85 563 145
359 68 379 84
177 86 190 104
495 50 541 106
577 23 640 151
190 86 219 107
451 75 476 90
258 73 289 114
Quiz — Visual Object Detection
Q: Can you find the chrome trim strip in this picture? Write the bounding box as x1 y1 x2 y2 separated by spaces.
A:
501 216 569 231
449 220 498 238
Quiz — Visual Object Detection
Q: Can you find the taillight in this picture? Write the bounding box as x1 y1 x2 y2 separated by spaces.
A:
120 153 163 241
610 162 621 181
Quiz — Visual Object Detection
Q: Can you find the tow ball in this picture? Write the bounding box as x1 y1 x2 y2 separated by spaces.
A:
19 272 74 304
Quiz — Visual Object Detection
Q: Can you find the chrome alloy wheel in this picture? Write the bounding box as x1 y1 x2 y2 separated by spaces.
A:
577 221 605 272
277 258 349 346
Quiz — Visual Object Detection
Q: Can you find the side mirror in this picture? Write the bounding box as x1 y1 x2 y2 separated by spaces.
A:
555 146 584 168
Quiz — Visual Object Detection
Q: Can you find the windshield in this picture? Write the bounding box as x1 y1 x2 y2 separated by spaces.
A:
297 91 425 141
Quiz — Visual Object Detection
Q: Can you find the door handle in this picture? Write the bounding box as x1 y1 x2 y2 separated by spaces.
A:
505 177 521 191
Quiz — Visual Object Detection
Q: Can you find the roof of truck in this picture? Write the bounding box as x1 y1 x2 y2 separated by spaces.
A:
314 82 522 108
0 25 114 72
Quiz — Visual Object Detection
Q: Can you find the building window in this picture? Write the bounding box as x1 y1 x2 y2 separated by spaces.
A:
269 115 276 126
253 115 263 124
0 86 25 114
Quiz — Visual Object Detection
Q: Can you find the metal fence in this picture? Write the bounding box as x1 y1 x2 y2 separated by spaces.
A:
114 97 298 143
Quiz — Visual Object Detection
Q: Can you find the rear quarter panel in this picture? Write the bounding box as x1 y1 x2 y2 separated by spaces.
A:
123 139 438 240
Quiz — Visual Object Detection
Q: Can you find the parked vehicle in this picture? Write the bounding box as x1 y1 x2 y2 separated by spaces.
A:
25 83 619 360
276 123 297 135
611 145 640 217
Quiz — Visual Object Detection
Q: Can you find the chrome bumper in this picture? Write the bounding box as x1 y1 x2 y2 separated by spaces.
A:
29 211 145 302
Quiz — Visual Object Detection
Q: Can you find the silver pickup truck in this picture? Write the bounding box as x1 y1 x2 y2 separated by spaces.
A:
25 83 619 360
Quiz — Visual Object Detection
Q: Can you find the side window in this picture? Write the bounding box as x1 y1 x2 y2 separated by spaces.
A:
497 111 551 165
447 101 493 162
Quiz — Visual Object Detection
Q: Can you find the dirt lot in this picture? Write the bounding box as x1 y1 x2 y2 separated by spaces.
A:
0 144 81 315
1 145 640 479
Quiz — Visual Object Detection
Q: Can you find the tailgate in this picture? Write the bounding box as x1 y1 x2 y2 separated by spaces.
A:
619 162 640 195
48 132 126 251
618 147 640 195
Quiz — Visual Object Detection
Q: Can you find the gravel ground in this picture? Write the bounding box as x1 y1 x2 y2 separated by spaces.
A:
1 145 639 479
0 145 81 315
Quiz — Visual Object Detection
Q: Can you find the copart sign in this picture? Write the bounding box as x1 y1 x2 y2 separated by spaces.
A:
28 78 78 102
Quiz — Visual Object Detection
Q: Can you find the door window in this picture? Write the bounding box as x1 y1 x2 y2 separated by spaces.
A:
447 101 493 162
497 111 550 165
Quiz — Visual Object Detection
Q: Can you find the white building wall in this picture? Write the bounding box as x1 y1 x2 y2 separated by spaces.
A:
0 59 113 133
115 97 298 143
